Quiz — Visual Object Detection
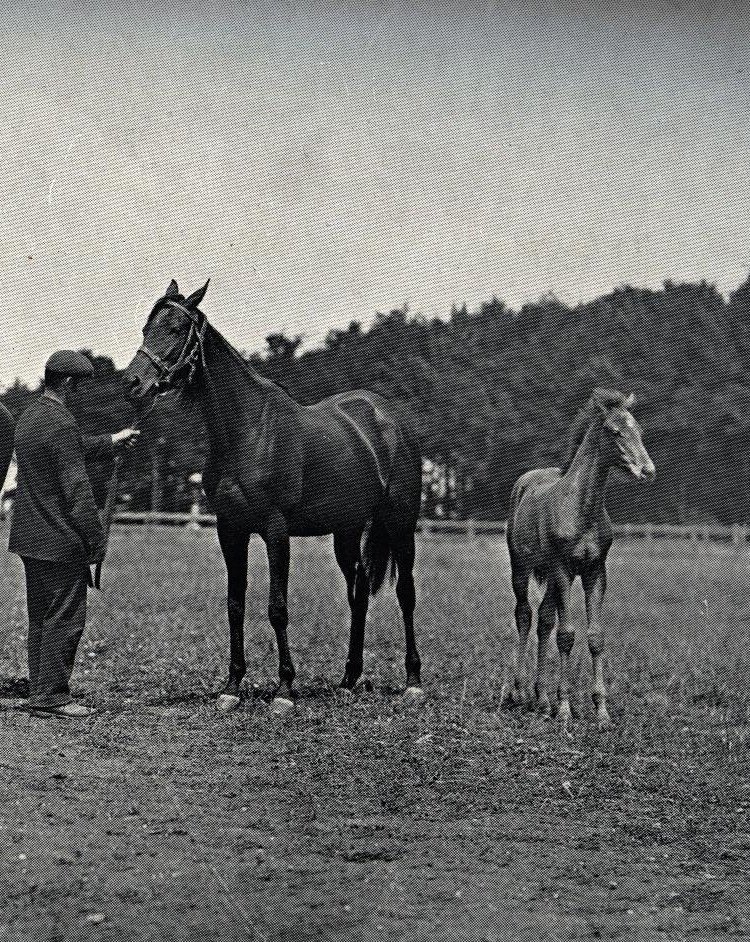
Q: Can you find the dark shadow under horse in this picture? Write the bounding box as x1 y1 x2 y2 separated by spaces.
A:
122 281 423 713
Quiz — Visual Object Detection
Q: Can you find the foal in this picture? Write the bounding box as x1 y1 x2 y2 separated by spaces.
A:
503 390 655 729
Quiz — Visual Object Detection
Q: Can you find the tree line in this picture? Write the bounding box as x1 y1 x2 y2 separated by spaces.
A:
3 275 750 524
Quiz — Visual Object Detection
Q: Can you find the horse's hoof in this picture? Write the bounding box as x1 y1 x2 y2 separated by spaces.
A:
597 713 612 731
270 696 295 716
216 694 241 713
403 685 425 701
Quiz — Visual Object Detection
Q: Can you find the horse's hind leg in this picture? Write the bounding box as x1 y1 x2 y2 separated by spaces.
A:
534 580 558 717
553 566 576 732
392 529 422 694
582 562 610 728
501 565 533 708
334 531 369 690
216 520 250 712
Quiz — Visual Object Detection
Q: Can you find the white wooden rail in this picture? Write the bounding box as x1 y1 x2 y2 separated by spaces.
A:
111 511 750 546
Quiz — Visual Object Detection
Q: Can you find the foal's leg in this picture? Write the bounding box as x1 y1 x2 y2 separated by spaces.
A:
534 581 558 717
216 521 250 712
582 562 610 728
392 530 422 694
501 567 532 708
554 567 576 731
262 509 296 714
333 532 370 690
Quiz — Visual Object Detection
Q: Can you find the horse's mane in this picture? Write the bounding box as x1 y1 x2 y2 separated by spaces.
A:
560 388 628 472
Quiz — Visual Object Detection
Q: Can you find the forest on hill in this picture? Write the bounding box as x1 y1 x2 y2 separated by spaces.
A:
3 274 750 524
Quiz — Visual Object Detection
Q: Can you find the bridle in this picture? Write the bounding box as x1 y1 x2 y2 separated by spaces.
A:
137 298 207 389
95 297 209 591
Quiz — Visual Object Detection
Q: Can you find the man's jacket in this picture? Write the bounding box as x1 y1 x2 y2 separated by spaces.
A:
8 395 113 563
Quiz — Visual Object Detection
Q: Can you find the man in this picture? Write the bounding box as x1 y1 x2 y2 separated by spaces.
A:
9 350 139 719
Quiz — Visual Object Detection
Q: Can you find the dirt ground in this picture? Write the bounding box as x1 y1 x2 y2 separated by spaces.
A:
1 527 749 941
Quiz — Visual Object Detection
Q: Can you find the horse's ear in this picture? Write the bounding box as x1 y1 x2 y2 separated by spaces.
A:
185 279 210 309
624 392 636 409
591 388 610 415
165 279 179 298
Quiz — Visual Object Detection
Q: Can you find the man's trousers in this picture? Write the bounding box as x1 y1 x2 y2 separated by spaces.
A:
21 558 88 708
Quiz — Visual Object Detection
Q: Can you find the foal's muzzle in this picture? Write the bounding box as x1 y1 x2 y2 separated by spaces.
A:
633 460 656 483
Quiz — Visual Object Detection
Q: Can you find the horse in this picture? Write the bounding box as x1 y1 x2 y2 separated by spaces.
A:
122 280 423 714
502 389 655 731
0 403 14 498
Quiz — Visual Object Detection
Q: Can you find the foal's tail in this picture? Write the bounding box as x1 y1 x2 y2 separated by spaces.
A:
362 511 398 597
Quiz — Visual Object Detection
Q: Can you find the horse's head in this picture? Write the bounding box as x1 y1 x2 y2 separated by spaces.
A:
122 279 210 405
594 389 656 483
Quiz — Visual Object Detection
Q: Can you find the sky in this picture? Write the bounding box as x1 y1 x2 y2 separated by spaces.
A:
1 0 748 386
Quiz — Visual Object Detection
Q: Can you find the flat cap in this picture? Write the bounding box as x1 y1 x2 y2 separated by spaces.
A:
45 350 94 378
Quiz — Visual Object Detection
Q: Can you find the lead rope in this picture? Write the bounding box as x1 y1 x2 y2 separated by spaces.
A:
92 395 161 590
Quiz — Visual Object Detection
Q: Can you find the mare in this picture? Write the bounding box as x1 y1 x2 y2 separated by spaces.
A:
503 389 655 730
0 403 13 498
122 281 423 713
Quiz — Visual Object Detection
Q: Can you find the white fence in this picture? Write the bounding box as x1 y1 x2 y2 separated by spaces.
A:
112 511 750 547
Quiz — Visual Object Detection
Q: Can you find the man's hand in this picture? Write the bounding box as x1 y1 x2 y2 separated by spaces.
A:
111 428 140 449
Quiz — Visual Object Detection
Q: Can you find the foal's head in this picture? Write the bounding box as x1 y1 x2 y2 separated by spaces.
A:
565 389 656 482
123 279 210 405
592 389 655 482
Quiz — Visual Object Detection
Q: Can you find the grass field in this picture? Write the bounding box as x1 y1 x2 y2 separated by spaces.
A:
1 527 749 941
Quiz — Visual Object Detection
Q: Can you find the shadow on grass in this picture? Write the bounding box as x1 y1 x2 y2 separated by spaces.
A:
0 676 28 699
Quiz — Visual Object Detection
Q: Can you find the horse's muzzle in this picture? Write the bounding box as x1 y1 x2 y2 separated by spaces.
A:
122 370 159 404
637 461 656 483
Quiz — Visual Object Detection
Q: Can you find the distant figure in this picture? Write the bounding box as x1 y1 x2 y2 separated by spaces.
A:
0 402 13 499
8 351 139 719
503 389 655 732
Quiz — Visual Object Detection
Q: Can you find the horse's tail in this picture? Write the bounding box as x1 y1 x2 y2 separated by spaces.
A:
362 510 398 597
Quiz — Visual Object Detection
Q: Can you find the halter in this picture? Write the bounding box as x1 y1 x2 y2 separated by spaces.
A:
137 298 207 389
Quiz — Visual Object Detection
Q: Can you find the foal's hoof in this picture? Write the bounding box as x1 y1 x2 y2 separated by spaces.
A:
216 694 241 713
270 696 295 716
403 685 425 701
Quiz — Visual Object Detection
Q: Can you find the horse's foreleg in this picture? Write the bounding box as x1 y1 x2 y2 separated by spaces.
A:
583 563 610 728
216 524 249 712
554 569 575 732
534 582 558 717
264 510 295 713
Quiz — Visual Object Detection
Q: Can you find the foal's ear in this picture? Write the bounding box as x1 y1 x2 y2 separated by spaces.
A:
624 392 636 409
165 279 180 298
184 279 210 309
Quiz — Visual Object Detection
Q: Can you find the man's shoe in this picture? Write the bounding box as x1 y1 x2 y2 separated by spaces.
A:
30 702 97 719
